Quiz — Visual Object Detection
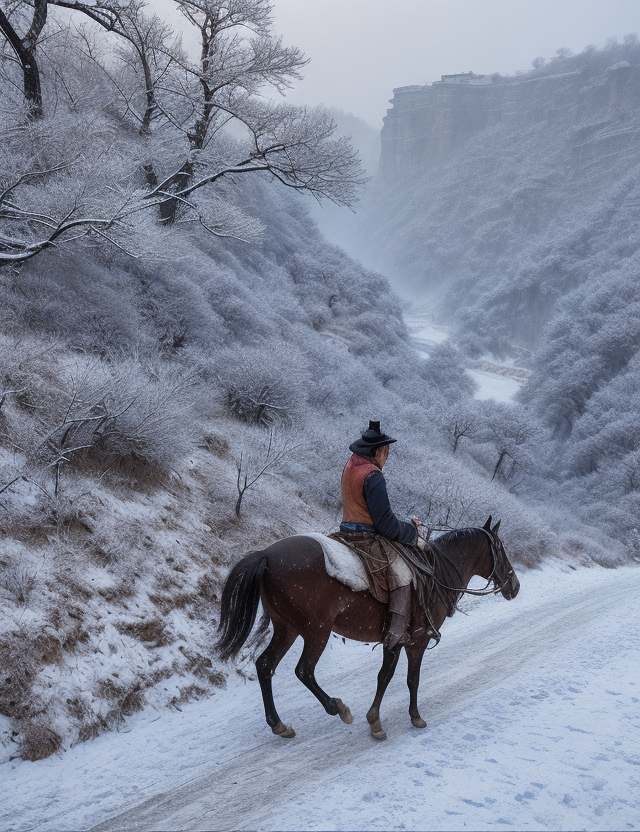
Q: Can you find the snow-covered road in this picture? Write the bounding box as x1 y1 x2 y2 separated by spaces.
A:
2 563 638 831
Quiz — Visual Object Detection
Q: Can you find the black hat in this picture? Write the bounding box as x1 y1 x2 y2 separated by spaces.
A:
349 420 397 457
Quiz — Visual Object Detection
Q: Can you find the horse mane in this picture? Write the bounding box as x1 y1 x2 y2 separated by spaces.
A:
406 526 490 625
433 527 479 546
398 531 469 624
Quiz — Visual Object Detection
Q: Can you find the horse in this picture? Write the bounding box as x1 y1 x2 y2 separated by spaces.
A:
216 516 520 741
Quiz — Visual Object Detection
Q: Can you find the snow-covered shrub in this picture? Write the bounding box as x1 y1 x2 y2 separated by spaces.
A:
39 361 196 484
419 342 477 404
0 331 68 425
215 345 308 428
468 401 542 484
438 404 479 454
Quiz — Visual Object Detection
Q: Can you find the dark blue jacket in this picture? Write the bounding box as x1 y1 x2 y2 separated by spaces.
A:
364 471 417 545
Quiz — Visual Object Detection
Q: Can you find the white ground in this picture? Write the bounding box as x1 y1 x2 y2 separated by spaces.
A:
403 313 450 352
404 308 525 402
1 562 638 832
466 368 523 403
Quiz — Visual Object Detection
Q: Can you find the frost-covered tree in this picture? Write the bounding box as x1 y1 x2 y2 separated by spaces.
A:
0 0 365 263
474 401 538 483
0 0 48 116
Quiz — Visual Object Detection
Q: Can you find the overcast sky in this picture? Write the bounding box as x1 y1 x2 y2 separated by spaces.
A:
268 0 640 126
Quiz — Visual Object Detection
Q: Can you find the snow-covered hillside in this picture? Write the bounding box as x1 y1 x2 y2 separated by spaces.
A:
4 170 603 761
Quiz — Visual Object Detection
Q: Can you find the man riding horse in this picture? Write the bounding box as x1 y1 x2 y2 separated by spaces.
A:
218 422 520 739
339 420 425 649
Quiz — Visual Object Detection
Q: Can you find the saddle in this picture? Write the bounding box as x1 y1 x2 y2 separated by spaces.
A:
328 528 423 605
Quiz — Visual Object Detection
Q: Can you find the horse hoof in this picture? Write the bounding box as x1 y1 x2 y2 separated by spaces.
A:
272 721 296 739
335 698 354 725
411 717 427 729
369 717 387 741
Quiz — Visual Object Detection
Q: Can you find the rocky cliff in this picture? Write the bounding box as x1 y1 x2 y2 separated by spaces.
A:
380 59 640 182
362 41 640 356
358 42 640 550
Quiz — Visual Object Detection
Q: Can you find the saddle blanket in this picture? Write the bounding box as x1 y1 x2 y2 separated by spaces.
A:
294 533 369 592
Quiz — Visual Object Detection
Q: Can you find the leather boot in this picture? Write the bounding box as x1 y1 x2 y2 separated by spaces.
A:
384 585 411 649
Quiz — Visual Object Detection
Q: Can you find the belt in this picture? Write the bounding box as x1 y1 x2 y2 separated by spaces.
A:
340 522 375 534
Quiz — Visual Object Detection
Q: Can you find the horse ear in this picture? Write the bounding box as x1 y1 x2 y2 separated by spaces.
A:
483 516 492 531
491 519 501 535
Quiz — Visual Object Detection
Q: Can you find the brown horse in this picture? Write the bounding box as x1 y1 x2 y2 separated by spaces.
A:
216 516 519 740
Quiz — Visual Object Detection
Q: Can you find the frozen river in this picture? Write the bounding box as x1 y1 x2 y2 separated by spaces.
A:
404 308 526 403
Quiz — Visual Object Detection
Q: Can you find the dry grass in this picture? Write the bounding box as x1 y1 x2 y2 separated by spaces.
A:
67 697 106 743
200 433 229 457
145 666 174 687
148 591 197 615
197 573 218 602
31 628 63 666
95 679 146 726
18 720 63 761
0 625 66 724
98 577 136 603
170 683 208 709
114 618 170 647
1 510 57 546
178 647 226 688
0 567 38 606
0 633 38 719
119 684 145 716
48 605 90 652
89 544 121 567
77 719 104 743
55 572 94 601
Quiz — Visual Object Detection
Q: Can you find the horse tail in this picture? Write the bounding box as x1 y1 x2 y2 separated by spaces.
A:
216 551 268 661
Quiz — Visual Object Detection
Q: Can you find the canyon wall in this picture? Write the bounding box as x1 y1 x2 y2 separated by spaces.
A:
362 42 640 357
380 58 640 183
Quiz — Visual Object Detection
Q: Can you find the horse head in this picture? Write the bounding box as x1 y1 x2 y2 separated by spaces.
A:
482 516 520 600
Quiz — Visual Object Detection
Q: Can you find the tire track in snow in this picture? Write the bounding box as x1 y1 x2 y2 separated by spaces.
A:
89 570 636 832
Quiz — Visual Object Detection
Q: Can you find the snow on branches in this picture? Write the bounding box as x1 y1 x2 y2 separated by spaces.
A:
0 0 366 264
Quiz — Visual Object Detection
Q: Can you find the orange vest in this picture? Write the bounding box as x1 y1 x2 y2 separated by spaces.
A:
341 454 380 525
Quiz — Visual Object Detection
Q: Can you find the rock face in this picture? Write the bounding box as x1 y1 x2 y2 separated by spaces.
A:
379 61 638 183
361 43 640 354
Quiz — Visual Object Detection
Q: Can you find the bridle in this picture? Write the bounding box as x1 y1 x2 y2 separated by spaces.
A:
426 528 515 598
409 526 517 650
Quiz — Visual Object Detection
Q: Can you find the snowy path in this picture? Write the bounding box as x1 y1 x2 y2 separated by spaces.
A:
2 564 637 831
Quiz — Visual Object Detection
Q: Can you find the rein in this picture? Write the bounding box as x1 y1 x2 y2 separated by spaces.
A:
425 529 510 597
414 528 511 650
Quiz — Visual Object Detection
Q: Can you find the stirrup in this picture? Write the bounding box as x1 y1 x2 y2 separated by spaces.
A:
383 626 410 650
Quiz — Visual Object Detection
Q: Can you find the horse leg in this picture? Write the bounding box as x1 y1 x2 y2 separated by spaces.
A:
294 630 354 725
366 645 401 741
406 643 427 728
255 618 298 738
